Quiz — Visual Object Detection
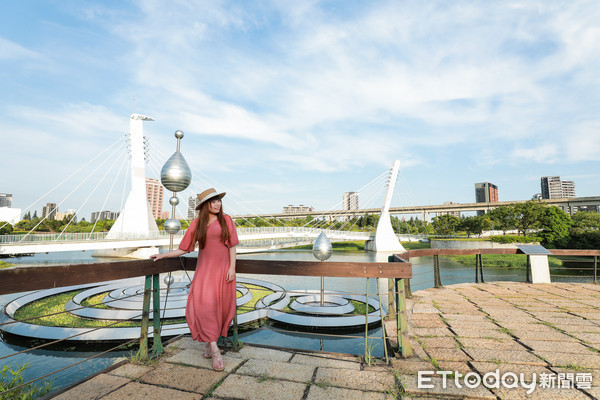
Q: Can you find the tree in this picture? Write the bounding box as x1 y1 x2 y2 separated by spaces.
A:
0 222 13 235
538 206 572 248
23 211 31 221
432 214 460 236
487 205 517 234
572 211 600 230
512 201 544 236
459 216 491 238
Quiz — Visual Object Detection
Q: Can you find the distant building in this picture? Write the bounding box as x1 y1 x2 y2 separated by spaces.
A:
475 182 498 216
145 178 164 220
91 211 120 223
161 211 171 219
0 193 13 208
187 195 200 220
343 192 360 211
541 176 576 199
438 201 461 218
42 203 58 220
55 209 77 223
283 205 315 214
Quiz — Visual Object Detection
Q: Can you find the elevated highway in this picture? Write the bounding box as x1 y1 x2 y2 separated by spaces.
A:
234 196 600 221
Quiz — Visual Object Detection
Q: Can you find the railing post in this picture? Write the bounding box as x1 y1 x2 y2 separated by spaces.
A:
475 254 479 283
151 274 163 358
433 255 442 288
478 254 485 283
396 278 413 357
594 256 598 285
526 255 532 283
137 274 152 361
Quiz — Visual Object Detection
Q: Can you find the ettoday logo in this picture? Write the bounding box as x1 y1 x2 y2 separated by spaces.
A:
418 370 593 394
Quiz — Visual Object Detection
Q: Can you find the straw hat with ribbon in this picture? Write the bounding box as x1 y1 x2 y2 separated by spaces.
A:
195 188 226 210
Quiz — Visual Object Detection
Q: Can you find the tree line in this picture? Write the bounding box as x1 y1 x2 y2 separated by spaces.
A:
430 201 600 249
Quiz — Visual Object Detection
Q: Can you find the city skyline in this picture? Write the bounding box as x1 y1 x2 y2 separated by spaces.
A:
1 2 599 218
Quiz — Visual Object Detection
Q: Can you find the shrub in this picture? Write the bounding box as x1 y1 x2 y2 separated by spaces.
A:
490 235 541 244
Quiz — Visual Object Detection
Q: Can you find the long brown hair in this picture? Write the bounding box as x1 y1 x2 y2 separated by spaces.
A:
193 199 230 249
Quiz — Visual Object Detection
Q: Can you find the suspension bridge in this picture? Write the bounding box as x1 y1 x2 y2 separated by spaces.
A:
0 114 416 258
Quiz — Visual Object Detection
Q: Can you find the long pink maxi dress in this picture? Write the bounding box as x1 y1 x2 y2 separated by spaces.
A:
179 215 239 342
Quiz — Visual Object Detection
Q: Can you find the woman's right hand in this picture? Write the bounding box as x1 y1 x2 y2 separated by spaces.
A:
150 254 161 261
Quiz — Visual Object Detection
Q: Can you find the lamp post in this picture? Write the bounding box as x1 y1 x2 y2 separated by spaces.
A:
153 130 191 356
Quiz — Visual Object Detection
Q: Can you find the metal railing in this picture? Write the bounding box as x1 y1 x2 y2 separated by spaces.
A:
396 248 599 294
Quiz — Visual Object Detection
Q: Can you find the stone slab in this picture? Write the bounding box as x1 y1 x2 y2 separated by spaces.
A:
519 339 594 354
212 373 306 400
470 361 554 383
52 374 130 400
491 386 591 399
236 359 315 383
463 348 546 366
458 337 526 351
390 358 436 375
226 346 294 362
289 354 360 370
306 385 387 400
315 366 394 392
107 363 155 380
425 347 471 362
399 373 496 400
533 351 600 369
101 381 201 400
137 362 223 394
165 348 244 372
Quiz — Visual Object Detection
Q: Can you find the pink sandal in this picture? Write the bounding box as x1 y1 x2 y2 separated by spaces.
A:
211 351 224 371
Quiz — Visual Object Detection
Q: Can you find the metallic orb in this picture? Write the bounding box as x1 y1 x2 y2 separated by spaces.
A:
161 151 191 192
169 196 179 206
174 130 184 139
164 218 181 234
312 232 333 261
164 275 175 286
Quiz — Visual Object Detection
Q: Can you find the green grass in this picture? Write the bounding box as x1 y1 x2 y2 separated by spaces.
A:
449 254 563 269
236 284 275 314
401 241 431 250
0 260 13 269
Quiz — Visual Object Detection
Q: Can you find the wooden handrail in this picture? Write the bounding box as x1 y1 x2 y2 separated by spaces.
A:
0 258 412 295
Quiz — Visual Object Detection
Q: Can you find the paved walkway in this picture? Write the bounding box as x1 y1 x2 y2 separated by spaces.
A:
50 282 600 399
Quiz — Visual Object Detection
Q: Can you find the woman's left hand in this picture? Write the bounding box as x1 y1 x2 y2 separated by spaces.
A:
226 267 236 282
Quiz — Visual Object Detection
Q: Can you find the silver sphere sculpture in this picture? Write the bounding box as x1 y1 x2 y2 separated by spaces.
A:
169 196 179 206
174 130 184 139
164 275 175 286
312 232 333 261
164 218 181 235
161 152 192 192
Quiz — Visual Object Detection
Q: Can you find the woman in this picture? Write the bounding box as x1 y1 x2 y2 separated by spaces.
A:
150 188 238 371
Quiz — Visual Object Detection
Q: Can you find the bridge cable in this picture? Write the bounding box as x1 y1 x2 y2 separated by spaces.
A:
19 142 127 242
57 147 128 239
0 135 126 232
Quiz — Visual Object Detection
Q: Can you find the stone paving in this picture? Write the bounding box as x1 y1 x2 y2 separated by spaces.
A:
50 282 600 399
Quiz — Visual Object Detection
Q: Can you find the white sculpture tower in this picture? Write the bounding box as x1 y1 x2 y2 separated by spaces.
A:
368 160 406 253
95 114 159 258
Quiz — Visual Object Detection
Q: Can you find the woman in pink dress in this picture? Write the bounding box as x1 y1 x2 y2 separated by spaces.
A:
151 188 238 371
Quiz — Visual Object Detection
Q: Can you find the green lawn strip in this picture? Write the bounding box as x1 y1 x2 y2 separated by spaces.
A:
236 284 275 314
0 260 13 269
448 254 563 269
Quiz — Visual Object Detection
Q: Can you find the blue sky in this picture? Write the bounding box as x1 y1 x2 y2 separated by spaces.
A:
1 1 599 219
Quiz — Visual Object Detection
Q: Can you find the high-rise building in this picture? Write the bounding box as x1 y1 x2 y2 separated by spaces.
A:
475 182 498 216
343 192 360 211
145 178 164 220
42 203 58 220
187 195 200 220
475 182 498 203
541 176 576 199
0 193 12 208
